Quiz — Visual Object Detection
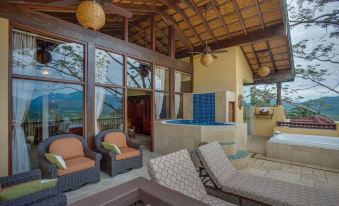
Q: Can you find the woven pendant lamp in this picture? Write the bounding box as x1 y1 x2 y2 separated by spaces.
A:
200 53 214 67
257 66 270 77
76 0 106 31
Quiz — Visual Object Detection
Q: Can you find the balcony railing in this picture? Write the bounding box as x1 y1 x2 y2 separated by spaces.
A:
21 117 123 137
69 177 208 206
277 121 336 130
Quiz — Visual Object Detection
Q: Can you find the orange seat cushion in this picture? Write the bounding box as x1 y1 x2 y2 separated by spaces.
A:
49 137 84 160
115 147 140 160
57 157 95 176
104 132 127 148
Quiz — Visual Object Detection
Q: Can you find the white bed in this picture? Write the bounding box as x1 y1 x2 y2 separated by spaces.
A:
266 133 339 169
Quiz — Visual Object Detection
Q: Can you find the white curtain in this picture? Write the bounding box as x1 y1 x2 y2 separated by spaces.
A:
95 53 108 134
155 68 166 119
12 31 37 174
175 72 182 118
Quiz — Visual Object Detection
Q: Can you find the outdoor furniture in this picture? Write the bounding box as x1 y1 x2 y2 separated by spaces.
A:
38 134 101 192
95 129 143 177
0 169 66 206
147 149 235 206
196 141 339 206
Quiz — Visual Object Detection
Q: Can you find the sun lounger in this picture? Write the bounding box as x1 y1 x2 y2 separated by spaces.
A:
147 149 235 206
197 141 339 206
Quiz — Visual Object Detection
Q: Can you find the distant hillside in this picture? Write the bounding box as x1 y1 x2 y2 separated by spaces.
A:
284 96 339 120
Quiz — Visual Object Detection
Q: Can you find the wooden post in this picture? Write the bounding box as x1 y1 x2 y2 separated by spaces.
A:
151 16 156 51
86 42 96 149
168 25 175 58
276 82 282 105
123 17 128 41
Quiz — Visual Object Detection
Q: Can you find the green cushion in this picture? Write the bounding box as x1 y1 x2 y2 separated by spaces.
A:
219 141 235 145
45 153 67 169
0 179 57 202
102 142 121 154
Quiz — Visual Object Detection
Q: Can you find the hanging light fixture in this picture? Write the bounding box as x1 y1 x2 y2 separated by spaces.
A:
76 0 106 31
200 53 214 67
257 66 271 77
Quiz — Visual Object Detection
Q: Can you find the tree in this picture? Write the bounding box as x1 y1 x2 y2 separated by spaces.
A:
288 0 339 94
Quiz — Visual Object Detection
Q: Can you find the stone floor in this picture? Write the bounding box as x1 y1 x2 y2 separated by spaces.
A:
66 150 339 204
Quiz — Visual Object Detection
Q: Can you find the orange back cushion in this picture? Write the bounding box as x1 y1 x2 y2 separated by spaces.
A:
49 137 84 160
104 132 127 148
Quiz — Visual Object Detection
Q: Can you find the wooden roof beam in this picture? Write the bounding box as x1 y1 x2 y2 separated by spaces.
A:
157 0 204 46
176 23 285 58
254 0 264 30
148 5 194 51
231 0 247 35
266 40 277 73
251 44 261 68
210 0 231 39
181 0 218 43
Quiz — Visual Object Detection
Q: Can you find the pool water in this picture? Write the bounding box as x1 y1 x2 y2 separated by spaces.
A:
165 119 233 126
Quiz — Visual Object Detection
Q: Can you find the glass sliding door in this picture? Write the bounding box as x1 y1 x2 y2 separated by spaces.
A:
154 66 170 119
95 49 124 134
11 30 85 173
175 71 192 119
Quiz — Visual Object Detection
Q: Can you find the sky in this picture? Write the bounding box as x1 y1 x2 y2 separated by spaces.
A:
283 0 339 101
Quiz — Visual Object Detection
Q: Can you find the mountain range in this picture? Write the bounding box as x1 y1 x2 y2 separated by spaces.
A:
284 96 339 120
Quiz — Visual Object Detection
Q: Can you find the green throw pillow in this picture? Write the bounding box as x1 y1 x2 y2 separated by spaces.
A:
45 153 67 170
102 142 121 155
0 179 57 202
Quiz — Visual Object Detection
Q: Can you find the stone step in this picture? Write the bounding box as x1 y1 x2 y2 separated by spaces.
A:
228 150 249 170
219 141 236 155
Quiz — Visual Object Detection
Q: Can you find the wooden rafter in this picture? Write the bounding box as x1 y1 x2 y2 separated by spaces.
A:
251 44 260 69
254 0 264 30
181 0 218 43
157 0 204 46
240 46 253 71
266 41 277 72
148 5 193 51
210 0 231 39
176 23 285 58
231 0 247 35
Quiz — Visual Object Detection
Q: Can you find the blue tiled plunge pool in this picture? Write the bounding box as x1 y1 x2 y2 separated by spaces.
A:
165 120 234 126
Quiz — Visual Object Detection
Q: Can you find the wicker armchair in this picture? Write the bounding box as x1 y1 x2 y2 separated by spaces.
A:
38 134 102 192
95 129 143 177
0 169 67 206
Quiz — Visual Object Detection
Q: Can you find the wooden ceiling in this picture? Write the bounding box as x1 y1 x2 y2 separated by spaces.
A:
8 0 294 84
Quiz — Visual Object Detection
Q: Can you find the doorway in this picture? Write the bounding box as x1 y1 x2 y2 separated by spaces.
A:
127 89 152 150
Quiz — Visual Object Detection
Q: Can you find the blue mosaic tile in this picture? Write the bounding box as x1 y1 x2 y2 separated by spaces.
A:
193 93 215 122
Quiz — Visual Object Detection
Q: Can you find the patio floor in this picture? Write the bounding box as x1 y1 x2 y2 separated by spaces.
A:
66 149 339 204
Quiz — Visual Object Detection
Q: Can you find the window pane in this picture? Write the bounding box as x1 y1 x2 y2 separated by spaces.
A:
155 66 169 91
127 57 152 89
95 49 123 86
175 94 183 119
12 31 84 81
155 92 170 119
175 72 192 93
12 79 83 171
95 87 123 133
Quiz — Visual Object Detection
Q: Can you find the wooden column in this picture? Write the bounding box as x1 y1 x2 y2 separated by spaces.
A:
168 25 175 58
86 42 96 149
151 16 156 51
123 17 128 41
276 82 282 105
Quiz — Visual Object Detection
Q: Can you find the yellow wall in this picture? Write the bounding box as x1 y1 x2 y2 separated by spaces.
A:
0 17 9 177
251 106 286 137
193 46 253 123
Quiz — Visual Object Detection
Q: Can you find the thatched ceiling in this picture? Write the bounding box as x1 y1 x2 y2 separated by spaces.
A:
8 0 294 83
